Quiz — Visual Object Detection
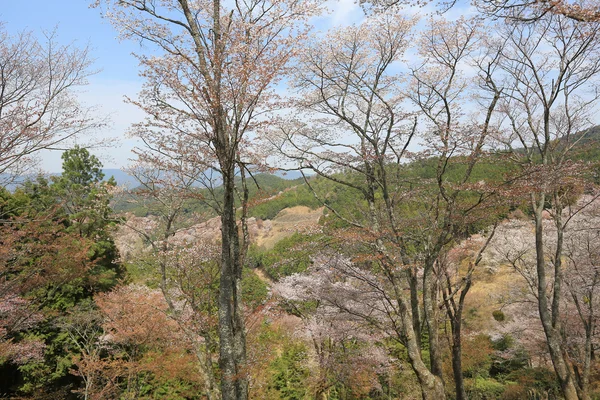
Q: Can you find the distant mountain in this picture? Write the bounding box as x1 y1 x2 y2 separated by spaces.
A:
1 169 138 192
102 169 139 188
103 168 310 190
273 170 312 180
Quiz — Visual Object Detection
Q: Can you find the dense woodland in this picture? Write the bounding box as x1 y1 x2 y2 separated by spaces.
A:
2 0 600 399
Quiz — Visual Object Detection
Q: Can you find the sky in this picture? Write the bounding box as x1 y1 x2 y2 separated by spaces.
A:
1 0 469 173
0 0 372 173
1 1 146 172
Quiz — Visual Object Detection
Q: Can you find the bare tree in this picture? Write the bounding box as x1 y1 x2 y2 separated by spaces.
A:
491 197 600 400
563 198 600 398
439 227 497 400
0 25 100 183
493 14 600 400
473 0 600 22
266 13 442 398
407 18 502 400
92 1 321 398
267 14 503 400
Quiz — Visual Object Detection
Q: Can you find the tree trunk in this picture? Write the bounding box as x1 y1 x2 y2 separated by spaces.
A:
423 259 444 381
218 166 248 400
398 297 446 400
451 322 467 400
194 342 221 400
532 200 579 400
576 327 593 400
408 267 422 349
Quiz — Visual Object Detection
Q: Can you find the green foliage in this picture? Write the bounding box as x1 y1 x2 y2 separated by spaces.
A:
489 336 529 380
59 146 105 186
123 257 162 288
492 310 506 322
0 147 122 397
52 147 121 285
16 361 52 395
503 368 561 400
248 183 321 220
269 342 310 400
260 233 318 280
467 377 505 399
242 267 269 309
491 335 514 352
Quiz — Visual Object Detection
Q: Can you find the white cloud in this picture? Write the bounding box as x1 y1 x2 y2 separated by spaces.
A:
316 0 365 29
39 78 145 172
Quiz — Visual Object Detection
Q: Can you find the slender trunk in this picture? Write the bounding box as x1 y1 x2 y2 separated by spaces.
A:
408 267 422 349
193 340 221 400
158 218 221 399
450 314 467 400
443 271 468 400
576 328 592 400
84 378 91 400
577 289 596 400
423 258 444 381
218 167 248 400
532 200 579 400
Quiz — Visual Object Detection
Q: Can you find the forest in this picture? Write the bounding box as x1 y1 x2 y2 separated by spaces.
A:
1 0 600 399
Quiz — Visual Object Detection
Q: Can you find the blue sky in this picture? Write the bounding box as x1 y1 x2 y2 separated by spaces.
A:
1 0 370 172
1 0 148 172
0 0 418 173
1 1 139 81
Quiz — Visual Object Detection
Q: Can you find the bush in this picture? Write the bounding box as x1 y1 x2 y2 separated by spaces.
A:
500 382 527 400
242 268 270 309
505 367 560 399
269 342 310 400
492 310 506 322
463 335 494 379
467 377 505 399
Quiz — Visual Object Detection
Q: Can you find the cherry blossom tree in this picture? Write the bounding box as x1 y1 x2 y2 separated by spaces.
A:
92 0 321 398
439 228 497 400
273 253 390 399
490 14 600 400
361 0 600 22
84 284 204 399
0 25 100 183
275 254 393 398
563 199 600 396
267 14 503 400
114 164 223 399
490 197 600 399
407 18 502 397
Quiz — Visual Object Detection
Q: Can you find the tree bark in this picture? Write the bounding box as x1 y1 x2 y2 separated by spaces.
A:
408 267 422 350
398 297 446 400
448 291 468 400
423 258 444 381
451 333 466 400
533 198 579 400
218 165 248 400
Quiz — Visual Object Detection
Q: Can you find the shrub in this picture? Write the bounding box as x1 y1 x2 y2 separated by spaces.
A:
467 377 505 399
492 310 506 322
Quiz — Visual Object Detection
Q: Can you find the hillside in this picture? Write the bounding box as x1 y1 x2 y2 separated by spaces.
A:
111 172 307 216
115 205 324 263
